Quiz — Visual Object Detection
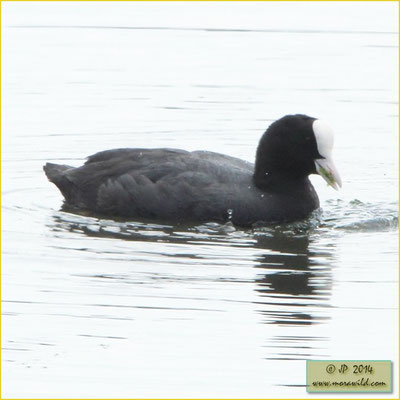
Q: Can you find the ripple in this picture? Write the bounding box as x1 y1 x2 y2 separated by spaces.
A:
323 199 398 232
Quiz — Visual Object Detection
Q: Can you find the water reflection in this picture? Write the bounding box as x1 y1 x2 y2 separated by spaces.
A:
252 231 333 360
50 211 334 361
254 233 332 319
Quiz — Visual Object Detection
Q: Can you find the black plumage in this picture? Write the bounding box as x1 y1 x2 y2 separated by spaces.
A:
44 114 323 226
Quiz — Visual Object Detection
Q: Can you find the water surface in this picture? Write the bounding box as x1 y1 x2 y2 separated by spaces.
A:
2 2 398 398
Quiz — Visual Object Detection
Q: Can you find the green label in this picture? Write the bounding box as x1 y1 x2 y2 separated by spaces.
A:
306 360 392 393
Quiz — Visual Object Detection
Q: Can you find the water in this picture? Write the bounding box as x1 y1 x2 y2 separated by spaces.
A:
2 2 398 398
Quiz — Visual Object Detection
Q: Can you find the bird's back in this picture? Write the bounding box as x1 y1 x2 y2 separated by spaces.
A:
44 148 261 223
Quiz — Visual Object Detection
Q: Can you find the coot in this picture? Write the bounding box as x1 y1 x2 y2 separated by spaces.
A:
44 114 341 226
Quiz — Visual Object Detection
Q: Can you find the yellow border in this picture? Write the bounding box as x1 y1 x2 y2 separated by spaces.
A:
0 2 2 399
0 0 396 1
0 1 398 400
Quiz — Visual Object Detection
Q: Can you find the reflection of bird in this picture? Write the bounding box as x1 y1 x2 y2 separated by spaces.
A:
253 232 333 326
44 114 341 226
257 272 313 297
255 233 313 296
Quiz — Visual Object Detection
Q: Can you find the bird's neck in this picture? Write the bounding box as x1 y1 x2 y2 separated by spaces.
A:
253 169 311 193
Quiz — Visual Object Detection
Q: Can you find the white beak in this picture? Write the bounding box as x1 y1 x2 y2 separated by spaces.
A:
315 157 342 191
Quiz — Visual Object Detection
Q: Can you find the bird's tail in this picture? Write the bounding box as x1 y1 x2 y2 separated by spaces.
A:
43 163 75 202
